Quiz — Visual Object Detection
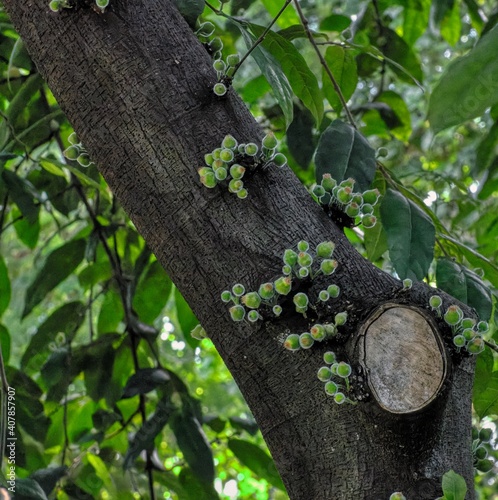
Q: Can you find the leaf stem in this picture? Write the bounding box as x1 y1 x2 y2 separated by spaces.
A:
293 0 356 128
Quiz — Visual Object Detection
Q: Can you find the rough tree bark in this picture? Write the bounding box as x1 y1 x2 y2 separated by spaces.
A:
4 1 476 498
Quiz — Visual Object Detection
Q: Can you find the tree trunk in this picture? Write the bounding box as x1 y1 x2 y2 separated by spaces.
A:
4 1 475 498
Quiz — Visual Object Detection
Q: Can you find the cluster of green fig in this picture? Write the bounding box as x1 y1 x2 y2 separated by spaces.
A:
63 132 94 168
312 175 380 229
315 351 356 405
283 312 347 351
49 0 109 12
429 295 487 354
221 240 340 323
472 426 494 473
198 133 287 198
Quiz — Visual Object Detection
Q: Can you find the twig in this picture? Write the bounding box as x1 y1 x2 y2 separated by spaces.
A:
292 0 356 128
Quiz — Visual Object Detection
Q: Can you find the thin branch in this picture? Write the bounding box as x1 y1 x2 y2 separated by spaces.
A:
292 0 356 128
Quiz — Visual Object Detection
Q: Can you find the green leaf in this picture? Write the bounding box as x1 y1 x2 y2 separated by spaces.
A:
87 454 115 495
0 324 10 365
228 416 259 436
402 0 430 45
123 396 175 469
237 23 294 128
319 14 351 32
23 239 86 318
473 371 498 418
441 470 468 500
250 23 323 126
122 368 170 398
132 260 172 324
13 208 40 249
314 119 376 191
473 348 494 401
379 27 423 84
322 46 358 115
364 219 388 262
432 0 455 26
475 121 498 174
83 339 118 403
440 0 462 46
2 169 39 224
436 258 493 320
13 478 48 500
228 438 285 491
376 91 412 142
0 255 10 317
429 24 498 132
30 466 68 496
21 301 86 372
178 468 219 500
78 261 113 289
97 288 124 335
260 0 300 28
174 287 199 348
170 411 214 483
286 103 315 169
380 189 435 280
173 0 205 27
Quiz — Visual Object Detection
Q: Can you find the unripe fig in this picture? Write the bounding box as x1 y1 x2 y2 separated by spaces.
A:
274 276 292 295
272 153 287 168
283 333 300 351
324 324 337 337
453 335 466 348
64 145 79 160
226 53 240 66
327 284 340 298
325 381 339 396
297 251 313 268
258 282 274 300
197 21 215 37
200 170 217 188
230 164 246 179
244 143 258 156
262 132 278 149
402 278 412 289
247 310 260 322
212 148 222 160
213 83 227 96
310 324 326 341
49 0 60 11
345 202 360 218
229 305 245 322
313 185 326 199
336 186 353 204
298 267 309 278
340 177 355 189
467 337 485 354
479 428 493 443
389 493 406 500
462 328 476 341
335 311 347 326
209 37 223 52
461 317 476 329
472 427 479 440
228 179 243 193
334 392 346 404
362 203 374 215
221 290 232 303
282 264 292 275
222 134 238 150
321 174 336 191
220 148 234 162
213 59 226 72
475 446 488 460
204 153 214 165
198 165 213 176
429 295 442 309
241 291 261 309
293 292 309 309
477 321 489 333
232 284 245 297
351 193 363 205
318 290 330 302
361 214 377 228
273 304 283 317
316 241 335 258
237 188 248 199
476 459 493 473
321 259 338 276
444 305 463 326
214 167 228 181
299 332 314 349
191 324 207 340
297 240 309 252
362 188 380 205
323 351 336 364
336 362 352 378
283 248 298 266
317 366 332 382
